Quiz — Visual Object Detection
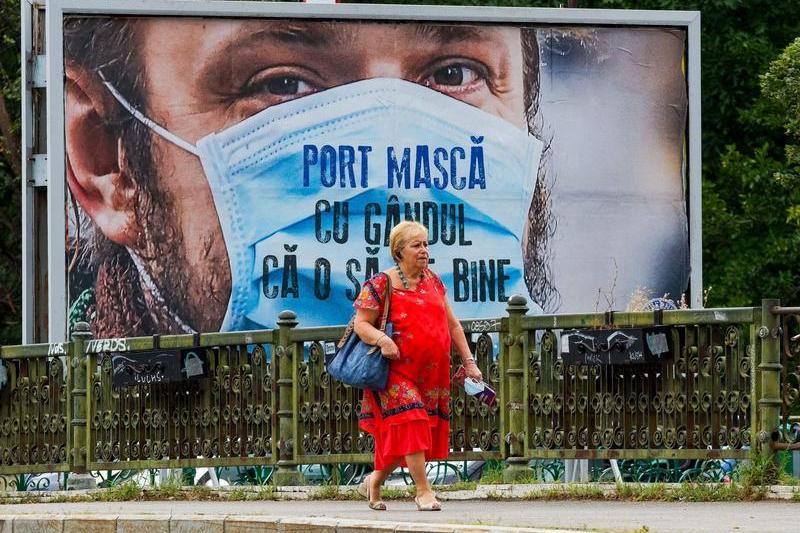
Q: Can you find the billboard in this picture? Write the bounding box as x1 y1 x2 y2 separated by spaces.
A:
43 2 699 339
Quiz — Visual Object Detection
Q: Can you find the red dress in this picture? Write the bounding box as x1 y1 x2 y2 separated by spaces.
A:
355 269 452 470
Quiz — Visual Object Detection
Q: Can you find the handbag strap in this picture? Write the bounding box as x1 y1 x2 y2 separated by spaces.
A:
336 272 392 350
377 272 392 332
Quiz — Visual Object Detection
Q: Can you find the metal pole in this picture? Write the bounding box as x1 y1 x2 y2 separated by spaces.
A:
273 310 304 485
66 321 96 489
503 295 530 482
758 299 782 460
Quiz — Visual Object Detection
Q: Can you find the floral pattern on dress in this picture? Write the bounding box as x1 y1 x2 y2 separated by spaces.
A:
355 269 452 465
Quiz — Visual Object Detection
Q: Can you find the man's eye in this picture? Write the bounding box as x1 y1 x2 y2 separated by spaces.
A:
242 72 318 99
429 64 480 87
263 77 309 95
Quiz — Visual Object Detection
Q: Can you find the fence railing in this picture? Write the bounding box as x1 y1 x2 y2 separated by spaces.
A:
1 298 797 484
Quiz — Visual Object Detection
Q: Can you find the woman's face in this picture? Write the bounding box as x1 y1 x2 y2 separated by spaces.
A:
398 231 430 271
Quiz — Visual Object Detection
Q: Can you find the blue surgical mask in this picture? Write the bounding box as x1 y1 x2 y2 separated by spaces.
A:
103 77 543 331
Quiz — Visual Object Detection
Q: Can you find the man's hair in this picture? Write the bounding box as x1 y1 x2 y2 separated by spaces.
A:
63 17 557 337
65 17 187 337
521 27 557 311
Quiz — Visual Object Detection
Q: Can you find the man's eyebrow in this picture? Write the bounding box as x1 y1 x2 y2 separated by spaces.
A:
412 24 492 44
237 21 351 48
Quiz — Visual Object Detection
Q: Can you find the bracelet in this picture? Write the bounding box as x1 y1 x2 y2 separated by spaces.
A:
463 356 476 365
376 334 388 346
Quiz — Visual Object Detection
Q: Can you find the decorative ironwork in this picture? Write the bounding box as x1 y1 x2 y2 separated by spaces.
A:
87 337 276 470
524 318 754 458
0 300 791 481
0 344 70 474
779 311 800 446
449 330 502 458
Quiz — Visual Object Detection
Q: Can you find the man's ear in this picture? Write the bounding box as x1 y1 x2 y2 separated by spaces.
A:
65 63 136 247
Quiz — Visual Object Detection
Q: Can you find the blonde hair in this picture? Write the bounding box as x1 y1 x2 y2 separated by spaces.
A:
389 221 428 262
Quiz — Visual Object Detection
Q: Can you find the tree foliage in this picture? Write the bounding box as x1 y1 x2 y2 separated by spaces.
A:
0 0 21 345
0 1 798 344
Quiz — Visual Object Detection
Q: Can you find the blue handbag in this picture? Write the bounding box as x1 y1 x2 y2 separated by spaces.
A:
327 274 392 390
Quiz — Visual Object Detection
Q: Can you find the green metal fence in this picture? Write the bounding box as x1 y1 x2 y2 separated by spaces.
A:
1 298 797 483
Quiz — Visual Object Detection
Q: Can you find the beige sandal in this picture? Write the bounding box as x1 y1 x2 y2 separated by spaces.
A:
357 474 387 511
414 495 441 511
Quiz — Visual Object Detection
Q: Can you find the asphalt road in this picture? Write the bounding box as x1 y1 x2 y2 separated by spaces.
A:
0 500 797 533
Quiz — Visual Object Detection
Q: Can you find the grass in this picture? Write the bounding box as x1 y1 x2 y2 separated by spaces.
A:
524 484 606 501
738 449 783 489
1 452 799 504
478 462 506 484
148 475 182 499
477 462 541 485
0 480 796 504
517 481 774 503
435 480 477 492
100 481 142 501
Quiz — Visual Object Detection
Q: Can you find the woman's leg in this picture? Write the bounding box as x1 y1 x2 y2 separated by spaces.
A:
368 457 402 503
405 451 438 505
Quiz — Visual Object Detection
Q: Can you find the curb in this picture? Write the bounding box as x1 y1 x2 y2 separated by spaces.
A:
0 514 593 533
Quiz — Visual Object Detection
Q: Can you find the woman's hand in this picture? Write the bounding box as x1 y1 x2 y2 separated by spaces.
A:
378 335 400 360
464 359 482 381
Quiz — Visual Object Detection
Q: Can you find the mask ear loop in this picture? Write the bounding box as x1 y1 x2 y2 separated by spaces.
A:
97 70 201 157
126 248 196 334
96 70 197 334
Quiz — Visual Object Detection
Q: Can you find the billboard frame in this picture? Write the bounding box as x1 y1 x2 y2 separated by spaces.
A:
32 0 701 342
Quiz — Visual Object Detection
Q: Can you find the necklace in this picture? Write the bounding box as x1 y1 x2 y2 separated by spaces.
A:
395 264 409 290
395 265 424 290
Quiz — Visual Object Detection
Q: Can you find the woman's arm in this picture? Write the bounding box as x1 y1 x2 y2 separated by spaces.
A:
354 307 400 360
444 299 482 380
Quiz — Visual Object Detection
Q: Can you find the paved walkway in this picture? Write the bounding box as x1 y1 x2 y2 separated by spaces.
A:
1 498 799 532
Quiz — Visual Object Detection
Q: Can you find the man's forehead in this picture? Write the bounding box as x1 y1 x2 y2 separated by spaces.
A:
142 18 510 50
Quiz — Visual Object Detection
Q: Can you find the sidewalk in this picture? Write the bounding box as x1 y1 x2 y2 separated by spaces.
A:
0 484 799 532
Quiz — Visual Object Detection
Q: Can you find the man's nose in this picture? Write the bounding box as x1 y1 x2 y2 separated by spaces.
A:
360 60 406 81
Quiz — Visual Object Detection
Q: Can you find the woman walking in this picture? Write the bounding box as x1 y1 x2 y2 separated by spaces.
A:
354 221 482 511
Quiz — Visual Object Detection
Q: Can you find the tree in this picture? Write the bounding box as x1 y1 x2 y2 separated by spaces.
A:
0 0 21 345
703 37 800 306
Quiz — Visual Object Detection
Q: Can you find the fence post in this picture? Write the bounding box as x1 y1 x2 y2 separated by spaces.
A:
67 321 96 490
757 299 782 460
273 310 304 486
503 295 529 482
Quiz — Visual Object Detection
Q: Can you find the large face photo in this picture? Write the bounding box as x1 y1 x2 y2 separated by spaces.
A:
63 16 689 337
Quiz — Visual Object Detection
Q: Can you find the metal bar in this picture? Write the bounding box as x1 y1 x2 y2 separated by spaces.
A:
1 343 60 358
687 12 703 308
527 448 750 460
51 0 700 26
770 306 800 315
290 327 345 342
0 464 72 475
83 330 276 353
20 0 35 344
523 308 757 330
45 1 67 342
87 456 276 471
